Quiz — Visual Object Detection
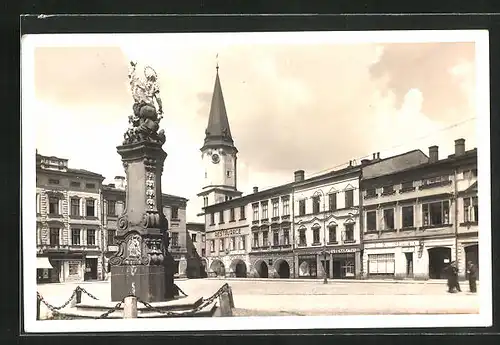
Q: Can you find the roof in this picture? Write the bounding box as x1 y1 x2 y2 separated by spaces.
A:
362 148 477 183
201 68 236 151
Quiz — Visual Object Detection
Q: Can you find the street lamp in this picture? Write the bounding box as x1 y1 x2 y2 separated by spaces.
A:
314 190 328 285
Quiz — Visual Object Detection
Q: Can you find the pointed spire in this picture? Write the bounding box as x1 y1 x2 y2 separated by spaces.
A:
201 65 236 151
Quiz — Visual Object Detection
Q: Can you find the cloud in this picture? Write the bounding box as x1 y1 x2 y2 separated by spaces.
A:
30 39 478 222
34 47 130 107
369 42 475 123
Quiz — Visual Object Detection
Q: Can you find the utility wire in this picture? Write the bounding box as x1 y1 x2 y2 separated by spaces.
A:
248 116 476 193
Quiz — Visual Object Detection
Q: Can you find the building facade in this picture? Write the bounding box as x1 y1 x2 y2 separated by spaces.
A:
36 152 105 283
36 153 192 283
186 222 207 278
101 177 190 278
361 139 478 280
248 185 294 278
203 200 251 277
293 166 363 279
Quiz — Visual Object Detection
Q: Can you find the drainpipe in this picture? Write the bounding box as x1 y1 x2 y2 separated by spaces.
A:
291 185 296 278
100 190 105 281
453 168 459 278
358 172 364 279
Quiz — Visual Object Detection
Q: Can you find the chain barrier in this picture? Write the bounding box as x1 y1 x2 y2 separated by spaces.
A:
98 299 125 319
37 289 77 314
38 283 232 319
136 283 231 317
76 286 99 300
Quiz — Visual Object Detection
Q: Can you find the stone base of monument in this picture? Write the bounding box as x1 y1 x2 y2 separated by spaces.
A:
56 295 219 319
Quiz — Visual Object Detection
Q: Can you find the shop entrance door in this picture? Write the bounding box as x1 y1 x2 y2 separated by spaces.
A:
332 259 342 279
84 258 98 281
405 252 414 277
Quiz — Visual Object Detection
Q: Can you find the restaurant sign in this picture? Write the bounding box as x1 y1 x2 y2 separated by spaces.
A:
214 228 242 238
330 247 357 254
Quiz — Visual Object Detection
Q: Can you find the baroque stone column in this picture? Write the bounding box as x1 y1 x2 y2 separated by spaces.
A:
109 61 176 302
110 141 176 302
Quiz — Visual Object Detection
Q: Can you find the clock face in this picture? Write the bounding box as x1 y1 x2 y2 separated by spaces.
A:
211 153 220 164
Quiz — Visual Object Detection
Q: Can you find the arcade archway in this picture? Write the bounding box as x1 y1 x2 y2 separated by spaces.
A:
210 259 226 277
428 247 451 279
255 260 269 278
274 259 291 278
230 259 248 278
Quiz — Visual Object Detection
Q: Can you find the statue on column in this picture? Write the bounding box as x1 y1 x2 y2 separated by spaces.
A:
123 61 166 145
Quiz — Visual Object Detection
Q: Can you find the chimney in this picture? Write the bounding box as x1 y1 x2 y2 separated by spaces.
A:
455 138 465 157
253 186 259 193
372 153 376 159
348 160 352 167
377 152 380 159
429 146 438 163
294 170 305 182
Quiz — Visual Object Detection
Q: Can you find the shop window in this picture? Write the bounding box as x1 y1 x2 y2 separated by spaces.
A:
68 262 80 276
368 253 395 275
210 240 215 252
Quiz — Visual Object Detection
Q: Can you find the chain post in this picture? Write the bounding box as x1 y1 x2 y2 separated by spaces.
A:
76 287 82 304
36 294 41 320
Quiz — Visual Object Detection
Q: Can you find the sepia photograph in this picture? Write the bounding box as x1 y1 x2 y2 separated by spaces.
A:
21 29 491 333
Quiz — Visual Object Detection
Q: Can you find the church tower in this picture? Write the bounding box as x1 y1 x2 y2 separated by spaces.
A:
198 66 242 207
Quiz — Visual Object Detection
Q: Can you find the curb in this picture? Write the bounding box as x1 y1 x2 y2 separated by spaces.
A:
205 277 479 285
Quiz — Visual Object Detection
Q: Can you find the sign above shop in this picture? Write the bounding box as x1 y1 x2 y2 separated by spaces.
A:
364 240 419 249
214 228 242 238
331 247 357 254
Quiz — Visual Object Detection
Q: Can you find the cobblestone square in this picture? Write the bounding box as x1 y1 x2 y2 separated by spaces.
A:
36 278 480 318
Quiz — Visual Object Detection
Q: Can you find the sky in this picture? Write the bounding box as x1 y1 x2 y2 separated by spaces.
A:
27 32 480 222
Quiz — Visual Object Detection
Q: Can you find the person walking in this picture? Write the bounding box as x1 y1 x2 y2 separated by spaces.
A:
452 261 462 292
467 261 477 293
446 262 455 293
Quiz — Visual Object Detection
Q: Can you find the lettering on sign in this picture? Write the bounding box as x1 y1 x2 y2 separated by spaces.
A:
214 228 242 238
331 248 357 254
365 241 419 249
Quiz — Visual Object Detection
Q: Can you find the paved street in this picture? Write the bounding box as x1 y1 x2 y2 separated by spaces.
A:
36 278 479 318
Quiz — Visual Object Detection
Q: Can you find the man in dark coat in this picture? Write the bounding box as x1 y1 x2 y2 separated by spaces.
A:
446 262 455 293
467 261 477 293
452 261 462 292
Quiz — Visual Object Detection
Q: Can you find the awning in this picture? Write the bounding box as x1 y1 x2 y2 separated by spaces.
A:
36 257 53 269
